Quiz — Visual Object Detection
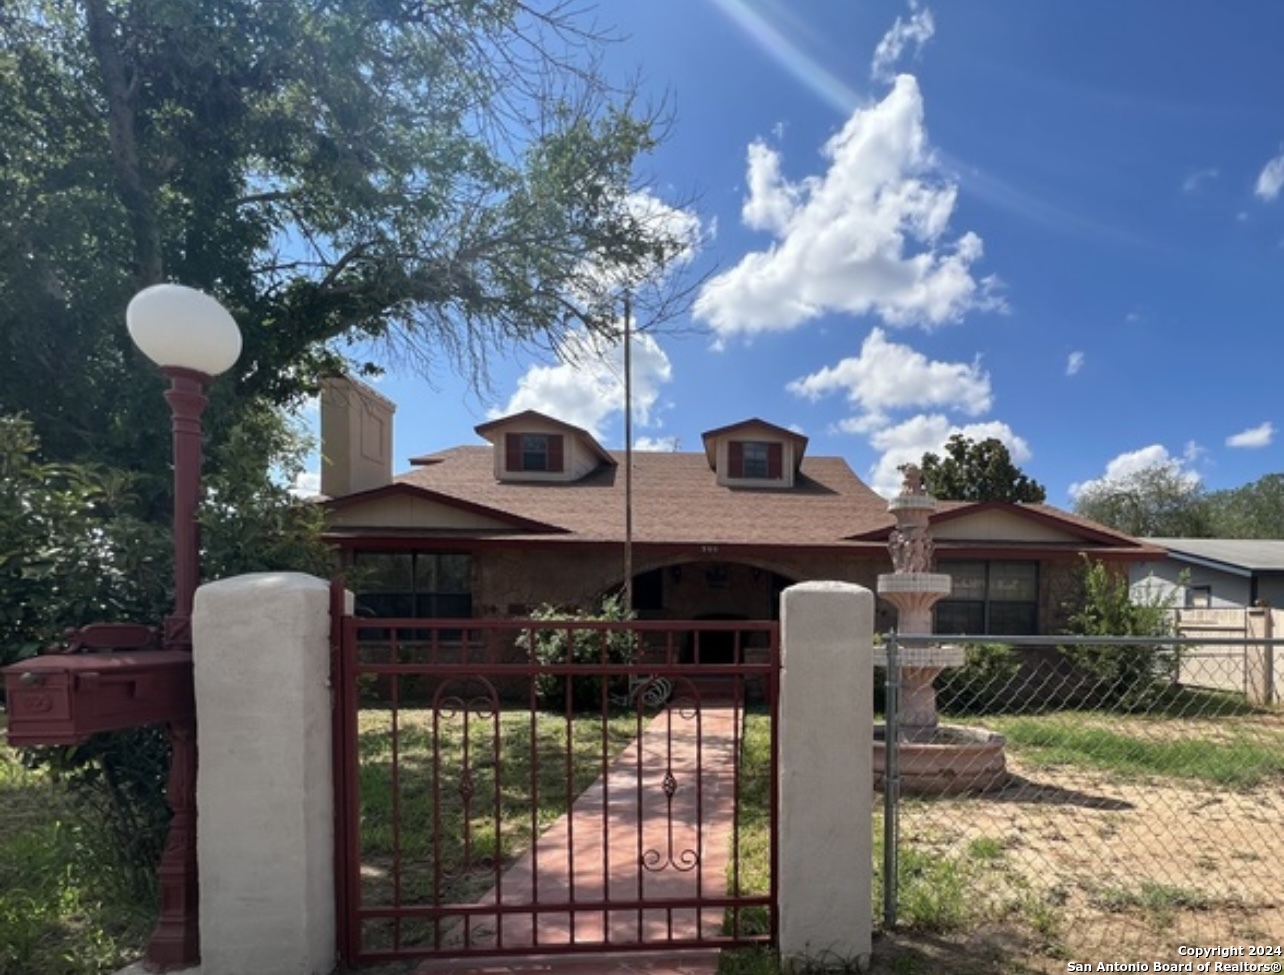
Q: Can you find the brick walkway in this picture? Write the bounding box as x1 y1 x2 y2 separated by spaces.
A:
416 703 742 975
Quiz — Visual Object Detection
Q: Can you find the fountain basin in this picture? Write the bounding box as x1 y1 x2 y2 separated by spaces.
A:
872 643 965 670
873 724 1008 796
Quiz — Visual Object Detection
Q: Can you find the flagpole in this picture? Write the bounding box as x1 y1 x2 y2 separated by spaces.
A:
623 291 634 611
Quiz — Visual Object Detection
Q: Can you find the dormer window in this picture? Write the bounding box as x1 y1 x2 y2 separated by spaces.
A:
729 440 782 480
506 432 564 473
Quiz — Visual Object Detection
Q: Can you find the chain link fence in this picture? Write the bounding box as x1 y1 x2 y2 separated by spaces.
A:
878 632 1284 971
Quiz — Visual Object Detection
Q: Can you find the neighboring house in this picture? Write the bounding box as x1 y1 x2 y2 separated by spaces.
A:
319 377 1161 643
1130 539 1284 705
1130 538 1284 609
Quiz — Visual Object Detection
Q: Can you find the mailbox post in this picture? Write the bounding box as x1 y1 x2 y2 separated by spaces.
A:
2 284 241 971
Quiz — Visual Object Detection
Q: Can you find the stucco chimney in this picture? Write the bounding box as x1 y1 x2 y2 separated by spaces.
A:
319 376 396 497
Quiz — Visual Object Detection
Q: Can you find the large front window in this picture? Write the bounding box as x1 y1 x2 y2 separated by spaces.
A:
935 560 1038 635
352 551 472 619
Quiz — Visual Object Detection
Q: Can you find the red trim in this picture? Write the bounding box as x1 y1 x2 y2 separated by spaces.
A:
322 532 1157 564
728 441 744 478
505 433 521 472
548 434 564 473
766 443 783 480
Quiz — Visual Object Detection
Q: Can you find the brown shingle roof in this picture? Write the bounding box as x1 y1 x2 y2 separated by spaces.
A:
393 447 892 548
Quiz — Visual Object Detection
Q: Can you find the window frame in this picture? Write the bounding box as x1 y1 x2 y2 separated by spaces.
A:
504 432 565 473
727 439 783 480
351 551 474 621
934 559 1039 636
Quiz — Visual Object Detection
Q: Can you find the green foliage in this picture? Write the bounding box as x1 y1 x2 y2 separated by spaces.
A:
1206 472 1284 538
1072 462 1212 537
21 728 172 905
1061 555 1179 708
517 595 638 710
1 728 154 975
0 415 170 667
920 435 1046 503
2 412 330 911
937 643 1021 715
1 0 692 480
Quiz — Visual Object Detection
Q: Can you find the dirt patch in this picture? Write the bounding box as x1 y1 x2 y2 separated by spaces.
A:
891 749 1284 970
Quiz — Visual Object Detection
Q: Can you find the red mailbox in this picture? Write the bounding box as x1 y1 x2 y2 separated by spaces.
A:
2 624 194 746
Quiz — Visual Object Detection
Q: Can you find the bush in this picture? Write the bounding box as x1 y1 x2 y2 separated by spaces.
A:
1061 555 1179 709
937 643 1020 714
517 595 638 710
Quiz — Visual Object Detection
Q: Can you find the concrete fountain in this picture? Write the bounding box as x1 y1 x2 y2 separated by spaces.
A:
873 465 1007 795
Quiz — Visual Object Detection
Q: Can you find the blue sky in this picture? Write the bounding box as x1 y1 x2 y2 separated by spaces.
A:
301 0 1282 505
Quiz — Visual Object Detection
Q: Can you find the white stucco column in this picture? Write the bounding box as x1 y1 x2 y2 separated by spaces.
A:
192 573 335 975
778 581 874 965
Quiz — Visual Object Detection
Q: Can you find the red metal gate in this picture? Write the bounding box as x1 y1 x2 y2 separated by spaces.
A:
330 587 779 964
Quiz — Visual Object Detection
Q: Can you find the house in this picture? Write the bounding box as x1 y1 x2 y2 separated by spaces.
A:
319 377 1162 641
1129 539 1284 705
1130 538 1284 609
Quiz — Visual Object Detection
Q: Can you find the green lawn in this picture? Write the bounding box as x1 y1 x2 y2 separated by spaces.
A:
355 706 642 910
958 710 1284 788
0 718 152 975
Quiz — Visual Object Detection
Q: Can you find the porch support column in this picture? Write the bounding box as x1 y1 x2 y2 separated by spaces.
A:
192 572 336 975
778 581 874 966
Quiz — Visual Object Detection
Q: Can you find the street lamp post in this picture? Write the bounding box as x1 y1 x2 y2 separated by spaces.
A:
126 283 242 970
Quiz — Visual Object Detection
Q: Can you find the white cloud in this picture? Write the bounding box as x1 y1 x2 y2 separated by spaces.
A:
871 5 936 83
864 414 1031 497
633 435 681 452
1255 150 1284 202
1066 351 1085 376
1181 167 1218 193
693 76 1002 338
290 469 322 499
1226 421 1275 449
493 329 672 441
786 328 991 430
1068 444 1201 501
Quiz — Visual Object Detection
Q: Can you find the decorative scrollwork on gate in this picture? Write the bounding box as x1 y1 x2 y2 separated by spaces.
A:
640 682 701 873
432 677 501 882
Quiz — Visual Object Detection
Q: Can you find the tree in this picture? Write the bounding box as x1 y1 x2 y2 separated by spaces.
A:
1 0 694 488
1061 555 1179 709
920 434 1047 503
1072 463 1213 538
3 0 688 896
1207 473 1284 539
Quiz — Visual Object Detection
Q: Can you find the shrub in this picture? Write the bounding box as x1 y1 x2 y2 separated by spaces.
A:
937 642 1020 714
1061 554 1179 709
517 594 638 710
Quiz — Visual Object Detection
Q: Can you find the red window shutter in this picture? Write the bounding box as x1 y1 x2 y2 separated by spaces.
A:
767 442 783 479
505 433 521 471
728 440 744 478
548 435 564 472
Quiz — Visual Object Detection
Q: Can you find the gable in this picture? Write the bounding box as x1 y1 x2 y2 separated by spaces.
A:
327 493 520 532
931 508 1086 544
323 481 565 534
